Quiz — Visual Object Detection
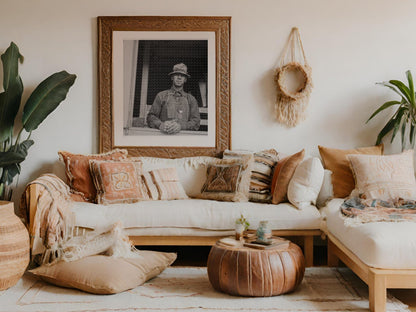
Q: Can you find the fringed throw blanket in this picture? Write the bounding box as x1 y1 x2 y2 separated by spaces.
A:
20 174 75 265
341 197 416 226
19 174 140 266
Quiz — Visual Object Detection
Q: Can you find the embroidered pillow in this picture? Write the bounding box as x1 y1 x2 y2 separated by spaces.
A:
223 149 279 203
199 155 254 202
318 145 383 198
271 149 305 204
142 168 188 200
89 159 149 204
29 251 177 295
58 149 128 202
347 150 416 201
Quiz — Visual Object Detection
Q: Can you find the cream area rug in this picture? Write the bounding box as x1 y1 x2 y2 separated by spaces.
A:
0 267 409 312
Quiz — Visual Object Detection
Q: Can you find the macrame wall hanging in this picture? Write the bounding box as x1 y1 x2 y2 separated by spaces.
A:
274 27 313 127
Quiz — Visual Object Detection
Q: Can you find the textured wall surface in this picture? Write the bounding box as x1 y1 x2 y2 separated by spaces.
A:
0 0 414 203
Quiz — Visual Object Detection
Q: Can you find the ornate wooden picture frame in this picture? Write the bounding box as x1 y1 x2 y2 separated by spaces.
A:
97 16 231 158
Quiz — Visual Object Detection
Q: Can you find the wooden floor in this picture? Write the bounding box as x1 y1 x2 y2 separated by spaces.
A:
140 245 416 310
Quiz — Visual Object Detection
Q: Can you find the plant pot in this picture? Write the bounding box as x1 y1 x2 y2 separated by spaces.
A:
0 201 30 290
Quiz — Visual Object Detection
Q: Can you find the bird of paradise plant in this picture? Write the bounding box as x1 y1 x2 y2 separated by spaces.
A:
0 42 76 200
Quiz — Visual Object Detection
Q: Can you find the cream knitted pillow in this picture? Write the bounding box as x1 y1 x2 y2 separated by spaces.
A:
347 150 416 200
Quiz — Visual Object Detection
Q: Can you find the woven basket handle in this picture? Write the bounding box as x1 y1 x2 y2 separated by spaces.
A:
279 27 309 68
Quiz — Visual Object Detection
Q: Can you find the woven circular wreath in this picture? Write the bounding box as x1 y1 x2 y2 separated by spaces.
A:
274 62 312 101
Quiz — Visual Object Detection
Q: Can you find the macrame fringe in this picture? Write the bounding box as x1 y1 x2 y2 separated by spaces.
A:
275 96 310 128
274 27 313 127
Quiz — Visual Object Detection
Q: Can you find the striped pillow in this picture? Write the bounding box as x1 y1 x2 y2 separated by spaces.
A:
143 168 188 200
223 149 279 203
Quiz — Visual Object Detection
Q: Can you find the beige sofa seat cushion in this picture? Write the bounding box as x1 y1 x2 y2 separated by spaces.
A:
72 199 322 231
323 198 416 269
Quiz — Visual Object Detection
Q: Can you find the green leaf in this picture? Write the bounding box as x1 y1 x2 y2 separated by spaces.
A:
1 42 23 91
0 43 24 143
0 163 20 184
389 79 412 104
0 139 34 167
406 70 415 108
390 108 406 143
410 123 416 149
401 119 407 151
22 71 76 132
377 82 405 100
376 116 396 145
366 100 401 123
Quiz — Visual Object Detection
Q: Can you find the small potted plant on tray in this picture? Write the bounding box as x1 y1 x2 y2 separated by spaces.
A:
235 214 250 240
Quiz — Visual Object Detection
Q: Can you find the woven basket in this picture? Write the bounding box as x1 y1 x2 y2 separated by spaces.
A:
0 201 29 290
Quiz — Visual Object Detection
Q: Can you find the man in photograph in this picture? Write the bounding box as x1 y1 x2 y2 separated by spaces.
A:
147 63 201 134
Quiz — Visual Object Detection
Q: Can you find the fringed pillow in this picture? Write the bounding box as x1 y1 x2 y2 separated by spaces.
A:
223 149 279 203
58 149 128 202
198 155 254 202
89 159 149 205
141 168 188 200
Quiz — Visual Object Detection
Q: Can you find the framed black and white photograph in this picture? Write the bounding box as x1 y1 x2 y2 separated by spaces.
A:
98 16 231 158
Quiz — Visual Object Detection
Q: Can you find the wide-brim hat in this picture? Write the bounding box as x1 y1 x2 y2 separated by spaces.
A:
169 63 190 78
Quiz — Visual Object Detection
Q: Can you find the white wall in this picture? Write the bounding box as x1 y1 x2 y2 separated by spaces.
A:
0 0 415 204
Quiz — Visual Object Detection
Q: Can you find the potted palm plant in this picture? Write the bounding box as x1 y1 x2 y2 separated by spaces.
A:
0 42 76 200
366 70 416 151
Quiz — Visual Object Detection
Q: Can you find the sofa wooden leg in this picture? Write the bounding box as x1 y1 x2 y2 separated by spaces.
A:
327 239 339 267
368 270 386 312
304 236 313 267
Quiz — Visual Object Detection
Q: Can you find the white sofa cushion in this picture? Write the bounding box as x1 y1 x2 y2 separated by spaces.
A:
287 157 324 209
72 199 322 232
137 156 217 197
323 198 416 269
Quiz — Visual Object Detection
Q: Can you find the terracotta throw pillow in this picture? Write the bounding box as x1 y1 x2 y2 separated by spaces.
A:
318 145 383 198
348 150 416 200
271 149 305 204
199 155 254 202
29 251 177 294
58 149 128 202
89 159 150 204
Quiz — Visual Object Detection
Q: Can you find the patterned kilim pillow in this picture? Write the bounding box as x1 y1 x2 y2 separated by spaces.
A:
199 156 253 202
223 149 279 203
89 159 149 205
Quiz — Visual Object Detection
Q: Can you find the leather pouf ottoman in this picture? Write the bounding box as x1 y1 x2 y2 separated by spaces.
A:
207 239 305 296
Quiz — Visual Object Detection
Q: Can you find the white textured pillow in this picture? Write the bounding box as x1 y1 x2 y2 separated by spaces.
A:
316 169 334 208
347 150 416 200
287 157 324 209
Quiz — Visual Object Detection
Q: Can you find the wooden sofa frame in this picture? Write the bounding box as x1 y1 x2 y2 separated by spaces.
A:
26 183 320 267
327 232 416 312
